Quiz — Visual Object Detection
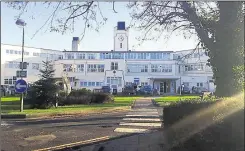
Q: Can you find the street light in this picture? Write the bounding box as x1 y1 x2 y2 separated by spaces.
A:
16 18 26 112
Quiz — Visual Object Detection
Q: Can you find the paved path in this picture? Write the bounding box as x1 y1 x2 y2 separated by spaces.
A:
114 98 163 133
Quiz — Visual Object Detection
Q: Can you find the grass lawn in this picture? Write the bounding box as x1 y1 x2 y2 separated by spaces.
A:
155 95 200 106
1 96 141 118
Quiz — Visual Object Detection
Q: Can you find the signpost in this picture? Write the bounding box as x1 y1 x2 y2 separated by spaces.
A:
15 79 27 112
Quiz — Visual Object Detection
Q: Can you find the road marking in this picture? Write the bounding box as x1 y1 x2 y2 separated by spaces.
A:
114 128 149 133
119 122 162 127
33 136 110 151
123 118 161 122
126 114 160 117
128 112 159 114
1 121 12 126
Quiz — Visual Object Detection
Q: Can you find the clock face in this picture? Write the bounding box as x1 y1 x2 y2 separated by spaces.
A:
118 35 124 41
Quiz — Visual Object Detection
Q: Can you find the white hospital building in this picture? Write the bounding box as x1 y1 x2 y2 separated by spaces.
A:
1 21 215 94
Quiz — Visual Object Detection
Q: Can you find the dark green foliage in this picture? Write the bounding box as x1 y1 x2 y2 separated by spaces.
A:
25 60 59 109
62 89 114 105
164 99 244 151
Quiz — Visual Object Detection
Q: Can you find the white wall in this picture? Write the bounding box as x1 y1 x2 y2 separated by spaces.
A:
1 44 214 93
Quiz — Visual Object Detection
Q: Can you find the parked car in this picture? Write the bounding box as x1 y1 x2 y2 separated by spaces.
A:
101 86 111 93
178 86 191 94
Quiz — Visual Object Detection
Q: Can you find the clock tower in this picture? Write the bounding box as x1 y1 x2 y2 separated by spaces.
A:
114 21 129 51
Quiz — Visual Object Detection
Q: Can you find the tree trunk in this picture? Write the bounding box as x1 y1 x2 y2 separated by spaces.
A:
211 2 244 97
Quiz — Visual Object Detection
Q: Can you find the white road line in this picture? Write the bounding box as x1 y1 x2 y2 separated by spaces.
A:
122 118 161 122
114 128 149 133
128 112 159 115
126 114 160 117
119 122 162 127
1 121 12 126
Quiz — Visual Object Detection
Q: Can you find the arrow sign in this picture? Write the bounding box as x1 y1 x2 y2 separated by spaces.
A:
15 79 28 93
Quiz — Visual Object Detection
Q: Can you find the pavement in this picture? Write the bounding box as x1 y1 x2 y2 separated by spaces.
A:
1 98 164 151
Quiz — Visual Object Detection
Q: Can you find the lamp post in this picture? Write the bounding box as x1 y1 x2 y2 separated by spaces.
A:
16 19 26 112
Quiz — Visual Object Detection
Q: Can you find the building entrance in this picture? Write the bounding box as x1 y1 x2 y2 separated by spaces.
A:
160 80 170 94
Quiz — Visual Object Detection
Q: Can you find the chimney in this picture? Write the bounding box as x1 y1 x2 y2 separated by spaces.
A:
117 21 125 30
72 37 79 51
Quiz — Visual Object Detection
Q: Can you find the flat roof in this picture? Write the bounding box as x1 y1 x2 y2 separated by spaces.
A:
63 50 174 53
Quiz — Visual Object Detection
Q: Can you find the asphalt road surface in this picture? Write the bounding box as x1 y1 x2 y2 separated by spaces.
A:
1 112 128 151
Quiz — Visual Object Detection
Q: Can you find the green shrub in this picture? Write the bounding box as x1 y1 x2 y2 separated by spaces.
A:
62 89 114 105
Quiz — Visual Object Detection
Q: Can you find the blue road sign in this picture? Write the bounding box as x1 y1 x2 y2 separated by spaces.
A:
15 79 27 93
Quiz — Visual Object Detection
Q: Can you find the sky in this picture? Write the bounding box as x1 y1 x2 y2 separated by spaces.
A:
1 2 199 51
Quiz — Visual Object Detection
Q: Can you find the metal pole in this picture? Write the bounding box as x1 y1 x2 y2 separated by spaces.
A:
20 27 24 112
179 76 182 96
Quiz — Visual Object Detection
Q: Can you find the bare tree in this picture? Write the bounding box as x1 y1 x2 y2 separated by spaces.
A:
128 1 244 97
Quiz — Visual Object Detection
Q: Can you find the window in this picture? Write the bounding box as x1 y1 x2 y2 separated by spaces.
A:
63 64 73 72
96 82 100 86
120 43 122 48
151 64 161 72
58 55 63 59
65 53 74 59
24 52 29 56
151 64 172 72
111 62 118 70
141 82 148 86
40 53 47 58
87 64 104 72
126 82 132 86
127 64 148 73
88 53 96 59
33 52 40 56
184 64 204 71
6 50 9 53
197 83 203 87
8 79 13 85
32 63 40 70
76 64 84 72
6 61 20 69
14 51 18 54
107 77 122 86
4 79 8 84
77 53 85 59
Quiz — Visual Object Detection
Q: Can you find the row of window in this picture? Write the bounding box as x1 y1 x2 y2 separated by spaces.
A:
106 77 122 86
62 63 173 73
5 62 42 70
127 64 172 73
80 81 103 87
184 64 204 71
173 52 207 60
63 52 171 60
183 82 204 87
6 49 29 56
6 49 62 60
125 82 148 86
4 77 17 85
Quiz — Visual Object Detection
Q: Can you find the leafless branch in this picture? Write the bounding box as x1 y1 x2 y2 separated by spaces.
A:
31 2 61 39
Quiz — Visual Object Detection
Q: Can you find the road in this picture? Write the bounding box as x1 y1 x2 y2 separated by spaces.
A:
1 112 128 151
1 99 163 151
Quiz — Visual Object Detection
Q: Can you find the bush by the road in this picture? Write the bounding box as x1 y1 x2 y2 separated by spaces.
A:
164 94 244 151
62 89 114 105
